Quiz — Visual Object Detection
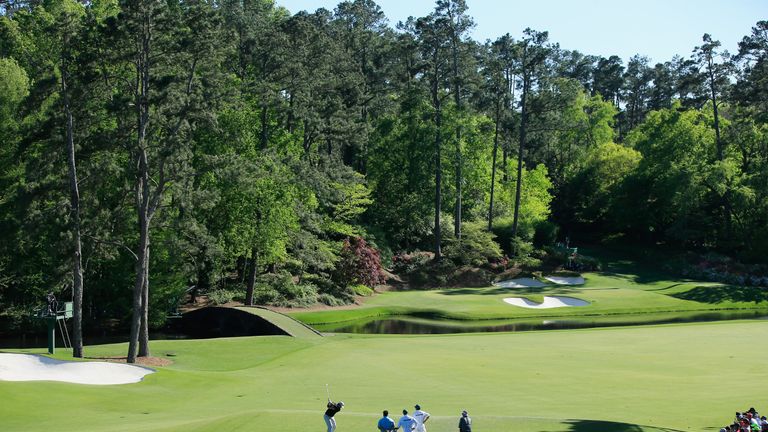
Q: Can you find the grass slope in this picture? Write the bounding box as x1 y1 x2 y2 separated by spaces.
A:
2 321 767 431
290 262 768 326
235 306 322 339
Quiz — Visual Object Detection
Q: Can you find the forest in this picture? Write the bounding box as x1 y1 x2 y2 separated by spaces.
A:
0 0 766 362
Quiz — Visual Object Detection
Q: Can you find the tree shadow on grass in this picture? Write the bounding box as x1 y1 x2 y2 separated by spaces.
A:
438 287 579 296
558 419 684 432
580 246 689 286
671 285 768 304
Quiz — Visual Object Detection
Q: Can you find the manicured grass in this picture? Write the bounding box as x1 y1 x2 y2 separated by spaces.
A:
2 320 767 431
236 306 322 338
289 270 768 326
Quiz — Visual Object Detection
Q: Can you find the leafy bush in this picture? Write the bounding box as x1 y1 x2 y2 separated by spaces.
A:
569 254 601 271
252 286 280 305
317 293 350 306
208 289 238 305
334 237 386 288
391 251 432 274
533 220 559 247
443 222 503 267
679 253 768 287
302 274 356 304
510 238 534 258
253 272 319 307
351 284 374 296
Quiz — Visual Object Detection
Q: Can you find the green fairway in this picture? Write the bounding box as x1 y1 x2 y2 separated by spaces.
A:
2 320 766 431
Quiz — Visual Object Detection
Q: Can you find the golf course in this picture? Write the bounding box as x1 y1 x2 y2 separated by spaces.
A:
2 254 767 432
2 1 767 431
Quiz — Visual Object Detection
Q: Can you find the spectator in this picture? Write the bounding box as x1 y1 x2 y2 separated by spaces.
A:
378 410 396 432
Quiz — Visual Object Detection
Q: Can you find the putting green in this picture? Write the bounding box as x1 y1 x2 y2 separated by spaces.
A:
2 320 766 431
290 271 768 326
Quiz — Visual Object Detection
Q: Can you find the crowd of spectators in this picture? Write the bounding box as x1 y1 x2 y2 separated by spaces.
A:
720 408 768 432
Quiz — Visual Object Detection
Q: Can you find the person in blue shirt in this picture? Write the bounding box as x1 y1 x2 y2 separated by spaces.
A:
377 410 396 432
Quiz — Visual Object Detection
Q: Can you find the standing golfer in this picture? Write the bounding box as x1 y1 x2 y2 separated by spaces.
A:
413 404 430 432
397 409 418 431
458 410 472 432
324 400 344 432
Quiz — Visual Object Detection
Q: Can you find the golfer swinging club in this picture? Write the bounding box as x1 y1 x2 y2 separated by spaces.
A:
323 384 344 432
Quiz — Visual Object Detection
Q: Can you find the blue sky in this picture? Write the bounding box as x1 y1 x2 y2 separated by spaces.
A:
273 0 766 64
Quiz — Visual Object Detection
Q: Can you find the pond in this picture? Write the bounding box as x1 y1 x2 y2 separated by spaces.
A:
0 332 190 350
312 310 768 334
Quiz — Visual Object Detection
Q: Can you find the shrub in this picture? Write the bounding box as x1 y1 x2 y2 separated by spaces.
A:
334 237 386 288
533 220 559 247
252 286 280 305
443 222 503 267
317 293 350 306
510 238 534 258
208 289 238 305
679 253 768 287
391 251 432 274
351 284 374 296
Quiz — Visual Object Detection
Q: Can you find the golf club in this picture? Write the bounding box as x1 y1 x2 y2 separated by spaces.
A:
326 383 331 402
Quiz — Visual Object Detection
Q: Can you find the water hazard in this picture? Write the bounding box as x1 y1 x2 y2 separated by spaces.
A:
313 310 768 334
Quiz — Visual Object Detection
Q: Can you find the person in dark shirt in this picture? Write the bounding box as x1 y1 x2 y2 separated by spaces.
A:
459 410 472 432
324 400 344 432
46 292 56 316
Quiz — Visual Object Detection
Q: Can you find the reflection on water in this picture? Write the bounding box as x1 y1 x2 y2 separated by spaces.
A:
0 332 188 349
315 311 768 334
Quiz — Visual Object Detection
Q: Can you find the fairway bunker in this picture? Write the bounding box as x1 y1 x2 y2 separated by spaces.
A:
493 278 547 288
503 296 590 308
544 276 585 285
0 353 154 385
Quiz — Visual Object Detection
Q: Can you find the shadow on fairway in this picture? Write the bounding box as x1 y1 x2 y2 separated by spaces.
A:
671 285 768 304
580 246 688 286
438 287 578 296
560 419 684 432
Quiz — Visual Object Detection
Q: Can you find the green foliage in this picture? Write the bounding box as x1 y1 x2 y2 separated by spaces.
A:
560 142 641 229
492 163 553 251
253 272 318 308
350 284 374 297
208 289 239 306
443 221 503 267
0 57 29 109
623 104 716 244
0 0 766 335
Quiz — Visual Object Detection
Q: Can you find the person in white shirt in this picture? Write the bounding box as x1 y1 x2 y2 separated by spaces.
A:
398 409 417 431
413 404 430 432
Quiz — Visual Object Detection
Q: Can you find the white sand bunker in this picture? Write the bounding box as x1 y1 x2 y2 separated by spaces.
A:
493 278 547 288
544 276 585 285
503 296 590 309
0 353 154 385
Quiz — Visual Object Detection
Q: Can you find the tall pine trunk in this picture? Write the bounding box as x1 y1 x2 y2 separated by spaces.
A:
488 99 501 231
139 258 150 357
128 13 152 363
707 59 731 243
62 70 84 358
511 75 528 244
432 52 442 260
452 33 462 240
245 247 258 306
